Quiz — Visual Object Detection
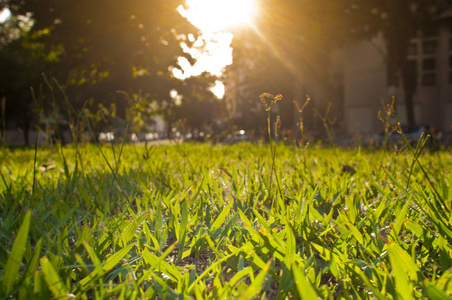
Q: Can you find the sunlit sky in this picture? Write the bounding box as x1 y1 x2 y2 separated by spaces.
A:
0 8 11 23
176 0 255 98
180 0 255 34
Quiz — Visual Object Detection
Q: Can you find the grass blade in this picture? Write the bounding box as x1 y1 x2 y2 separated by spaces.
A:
177 200 189 262
210 200 233 232
284 218 296 268
388 243 423 299
423 283 451 300
240 259 272 299
2 210 31 296
292 263 319 299
40 256 69 299
78 244 134 288
393 199 410 237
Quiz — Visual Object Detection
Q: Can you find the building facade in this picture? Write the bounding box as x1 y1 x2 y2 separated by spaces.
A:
334 15 452 135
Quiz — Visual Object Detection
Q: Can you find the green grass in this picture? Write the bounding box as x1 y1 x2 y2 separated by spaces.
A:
0 142 452 299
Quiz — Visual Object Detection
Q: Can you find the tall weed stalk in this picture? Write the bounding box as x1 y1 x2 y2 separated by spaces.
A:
378 100 442 200
259 93 283 207
293 96 311 146
30 86 42 199
312 102 334 145
1 97 5 145
378 99 450 243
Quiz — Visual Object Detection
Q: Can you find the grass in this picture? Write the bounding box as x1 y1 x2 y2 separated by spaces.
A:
0 140 451 299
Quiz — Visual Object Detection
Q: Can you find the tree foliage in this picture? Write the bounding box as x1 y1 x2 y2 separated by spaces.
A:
227 0 349 133
0 0 220 142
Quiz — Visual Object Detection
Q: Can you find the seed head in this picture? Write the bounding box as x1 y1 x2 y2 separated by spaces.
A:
259 93 274 110
275 115 281 137
260 93 283 111
273 94 283 105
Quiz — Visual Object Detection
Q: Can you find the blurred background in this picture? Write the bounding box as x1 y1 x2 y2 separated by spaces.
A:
0 0 451 145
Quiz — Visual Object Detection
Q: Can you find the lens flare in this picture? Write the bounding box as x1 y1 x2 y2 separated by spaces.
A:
179 0 255 33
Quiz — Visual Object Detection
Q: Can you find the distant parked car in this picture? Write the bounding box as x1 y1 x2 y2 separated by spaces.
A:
185 132 206 143
137 132 156 141
130 133 139 142
99 132 115 142
222 130 253 144
366 125 429 146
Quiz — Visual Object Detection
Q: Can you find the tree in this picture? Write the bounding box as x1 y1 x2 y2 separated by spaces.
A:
173 73 221 130
342 0 450 125
225 0 348 134
0 0 217 142
0 15 51 144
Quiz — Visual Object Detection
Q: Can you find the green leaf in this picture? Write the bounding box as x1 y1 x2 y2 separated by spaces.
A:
241 260 271 299
329 253 340 279
436 268 452 292
18 238 43 299
51 206 77 235
311 243 331 261
78 244 134 288
2 210 31 296
40 256 69 299
284 218 296 268
137 242 177 285
343 263 386 300
83 242 103 276
404 220 439 248
210 201 233 232
103 244 135 272
142 249 182 282
178 200 189 262
292 264 319 299
26 238 43 276
238 208 253 228
228 266 254 287
393 200 410 237
423 283 451 300
242 242 271 271
155 203 163 237
121 220 138 246
187 253 235 294
252 208 273 233
309 206 325 224
346 220 364 245
388 243 423 300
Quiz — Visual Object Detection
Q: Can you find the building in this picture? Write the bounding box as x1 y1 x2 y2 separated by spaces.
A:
333 13 452 135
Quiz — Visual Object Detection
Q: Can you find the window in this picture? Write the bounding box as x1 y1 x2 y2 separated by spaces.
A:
422 40 437 54
422 74 436 86
422 58 436 71
406 33 438 87
408 43 418 56
402 60 417 87
450 58 452 84
387 72 399 87
423 27 438 37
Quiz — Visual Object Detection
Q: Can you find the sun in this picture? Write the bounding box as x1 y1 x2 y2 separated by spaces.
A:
179 0 255 33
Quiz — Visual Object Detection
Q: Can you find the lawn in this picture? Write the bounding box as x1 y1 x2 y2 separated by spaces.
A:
0 142 451 299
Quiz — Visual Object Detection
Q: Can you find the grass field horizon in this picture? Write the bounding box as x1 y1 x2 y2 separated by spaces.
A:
1 141 452 299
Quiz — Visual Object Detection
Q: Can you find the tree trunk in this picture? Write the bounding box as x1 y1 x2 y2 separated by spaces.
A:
385 0 418 126
401 60 417 126
23 111 30 146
